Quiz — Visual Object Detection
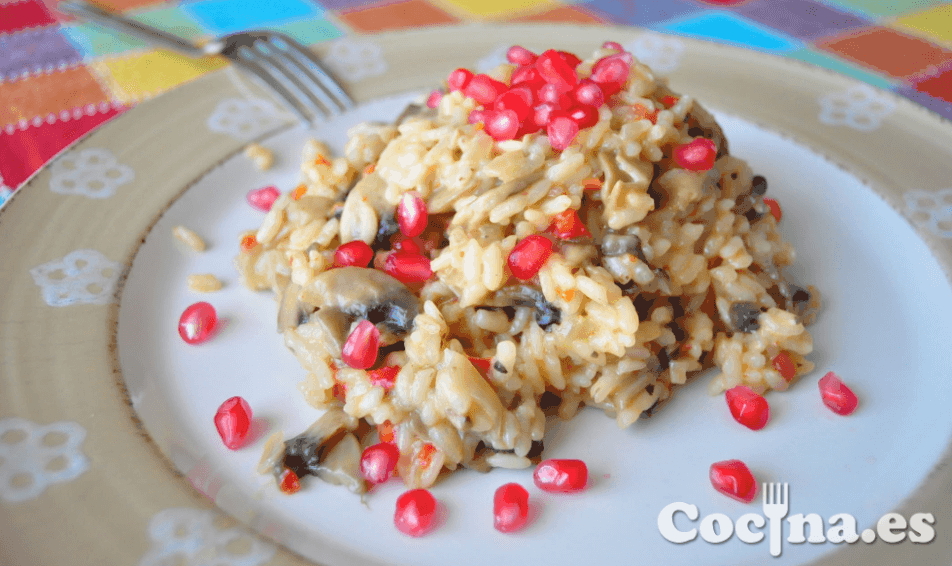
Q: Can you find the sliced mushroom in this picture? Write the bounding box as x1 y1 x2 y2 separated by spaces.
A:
315 432 366 494
298 267 420 353
277 281 305 332
685 102 728 158
275 409 360 486
485 285 562 331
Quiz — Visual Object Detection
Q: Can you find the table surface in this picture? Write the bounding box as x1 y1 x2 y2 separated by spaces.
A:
1 0 951 205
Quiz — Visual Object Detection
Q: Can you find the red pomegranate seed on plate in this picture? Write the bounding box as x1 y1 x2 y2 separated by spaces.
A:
602 40 624 51
214 396 252 450
392 235 423 255
547 115 580 151
533 458 587 493
495 89 533 120
384 251 433 284
494 483 530 532
573 79 605 108
484 109 521 141
771 352 796 381
763 197 782 222
673 138 718 171
556 50 582 69
334 240 374 267
508 235 554 280
246 185 280 212
468 109 487 125
447 68 473 91
178 301 217 344
548 209 591 240
536 49 577 90
395 489 438 537
709 459 757 503
725 385 770 430
511 65 542 87
818 371 858 415
591 53 632 84
397 192 428 238
426 90 442 108
279 468 301 494
360 442 400 484
464 74 507 105
507 45 537 66
568 105 599 129
341 320 380 369
537 83 572 109
368 365 400 390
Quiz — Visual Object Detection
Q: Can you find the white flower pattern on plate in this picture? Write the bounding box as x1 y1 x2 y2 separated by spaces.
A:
48 148 134 199
139 508 276 566
476 44 510 74
207 98 284 141
905 188 952 239
325 39 387 81
30 249 121 307
624 33 684 75
0 418 89 504
818 85 895 131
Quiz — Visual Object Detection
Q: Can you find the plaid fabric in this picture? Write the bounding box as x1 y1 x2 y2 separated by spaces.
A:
1 0 950 194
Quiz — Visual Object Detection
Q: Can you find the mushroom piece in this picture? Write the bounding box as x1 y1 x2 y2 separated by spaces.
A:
685 101 729 158
296 267 421 354
485 285 562 331
273 408 367 494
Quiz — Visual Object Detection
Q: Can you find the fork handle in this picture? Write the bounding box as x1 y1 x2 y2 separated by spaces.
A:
58 1 205 58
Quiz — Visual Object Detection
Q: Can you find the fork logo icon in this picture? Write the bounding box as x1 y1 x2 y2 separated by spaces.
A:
763 482 789 557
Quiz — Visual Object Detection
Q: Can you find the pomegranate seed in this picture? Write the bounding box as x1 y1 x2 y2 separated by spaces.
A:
602 40 624 51
494 483 530 533
568 105 599 129
533 458 587 493
772 352 796 381
341 320 380 369
485 109 520 141
368 365 400 390
763 197 782 222
464 74 507 105
573 79 605 108
178 301 217 344
468 109 487 124
508 235 554 280
591 53 631 85
673 138 718 171
397 191 428 238
556 50 582 69
334 240 374 267
709 459 757 503
214 396 252 450
377 420 396 444
447 68 473 91
507 45 537 66
468 357 492 378
725 386 770 430
360 442 400 484
392 235 423 254
426 90 442 109
546 115 580 151
384 251 433 284
510 65 542 87
279 468 301 494
537 83 572 109
536 49 577 90
818 371 858 415
548 209 591 240
532 103 558 131
395 489 438 537
239 235 257 252
246 185 280 212
495 89 533 120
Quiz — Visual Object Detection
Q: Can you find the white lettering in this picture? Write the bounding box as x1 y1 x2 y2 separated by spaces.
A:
700 513 734 544
658 502 698 544
736 513 766 544
787 513 826 543
877 513 906 543
908 513 936 543
826 513 860 543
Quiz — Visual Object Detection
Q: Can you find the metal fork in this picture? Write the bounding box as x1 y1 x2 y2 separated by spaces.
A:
58 0 353 123
762 482 789 558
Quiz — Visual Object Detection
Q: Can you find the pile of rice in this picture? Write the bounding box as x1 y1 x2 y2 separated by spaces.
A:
238 43 820 490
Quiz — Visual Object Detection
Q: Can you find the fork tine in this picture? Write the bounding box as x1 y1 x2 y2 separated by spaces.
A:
234 56 312 123
272 46 347 114
247 42 332 118
273 34 353 111
762 482 767 504
783 483 789 505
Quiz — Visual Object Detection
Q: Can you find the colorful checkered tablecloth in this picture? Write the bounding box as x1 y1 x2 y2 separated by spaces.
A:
2 0 951 204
